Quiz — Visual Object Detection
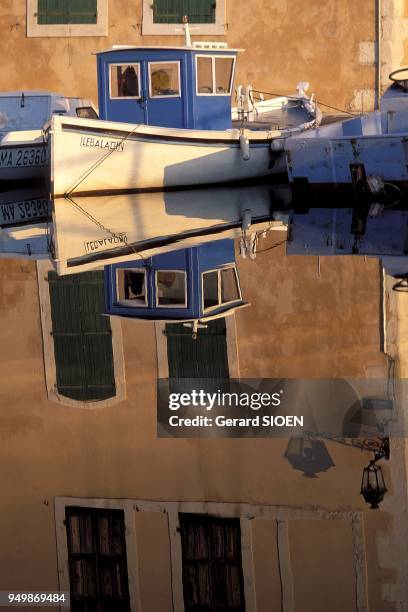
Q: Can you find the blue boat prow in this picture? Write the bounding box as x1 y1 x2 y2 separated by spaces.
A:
96 43 238 130
285 70 408 193
104 239 248 324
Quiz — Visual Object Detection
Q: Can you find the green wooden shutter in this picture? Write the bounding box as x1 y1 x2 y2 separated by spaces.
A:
48 271 116 401
38 0 66 24
166 318 229 393
38 0 97 24
68 0 97 24
153 0 216 24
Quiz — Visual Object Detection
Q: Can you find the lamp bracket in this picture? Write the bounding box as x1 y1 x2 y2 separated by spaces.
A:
373 438 390 462
304 431 390 457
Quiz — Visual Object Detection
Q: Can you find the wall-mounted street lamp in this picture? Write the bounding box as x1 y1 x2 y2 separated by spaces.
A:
286 433 391 510
360 438 390 509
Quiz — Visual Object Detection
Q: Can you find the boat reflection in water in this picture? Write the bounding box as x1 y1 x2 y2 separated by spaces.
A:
104 239 250 333
2 181 408 278
287 206 408 257
0 183 291 330
0 185 51 259
51 184 290 274
287 200 408 288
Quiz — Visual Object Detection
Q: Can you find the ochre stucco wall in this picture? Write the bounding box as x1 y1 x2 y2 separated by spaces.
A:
0 0 376 110
0 1 402 607
0 251 397 610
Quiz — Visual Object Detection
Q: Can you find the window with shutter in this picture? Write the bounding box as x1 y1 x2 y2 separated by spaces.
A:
142 0 224 35
37 0 97 24
65 506 131 612
48 270 116 402
153 0 216 24
179 514 246 611
28 0 107 36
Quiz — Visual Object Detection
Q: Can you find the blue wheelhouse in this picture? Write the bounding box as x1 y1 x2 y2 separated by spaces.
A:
96 43 238 130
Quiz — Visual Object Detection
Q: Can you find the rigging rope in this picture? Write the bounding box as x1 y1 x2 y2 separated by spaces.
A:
65 195 146 262
64 122 142 196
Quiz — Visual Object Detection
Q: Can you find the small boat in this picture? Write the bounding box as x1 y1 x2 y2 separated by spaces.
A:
50 26 320 196
0 91 96 182
284 69 408 196
232 82 320 127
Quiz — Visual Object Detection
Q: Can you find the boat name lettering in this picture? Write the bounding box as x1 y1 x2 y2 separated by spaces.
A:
0 147 47 168
84 233 128 253
80 136 125 151
0 199 49 225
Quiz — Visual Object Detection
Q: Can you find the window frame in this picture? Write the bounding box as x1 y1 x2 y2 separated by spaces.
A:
27 0 108 37
195 54 236 97
55 497 368 612
202 265 242 313
148 61 182 99
65 506 131 610
155 314 240 379
142 0 226 36
109 63 142 101
115 268 148 308
55 498 139 612
179 513 246 611
155 269 188 309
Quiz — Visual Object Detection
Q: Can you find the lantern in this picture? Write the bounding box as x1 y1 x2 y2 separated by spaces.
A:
361 460 387 509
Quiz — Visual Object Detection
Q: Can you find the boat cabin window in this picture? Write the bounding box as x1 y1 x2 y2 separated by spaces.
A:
149 61 181 97
116 269 147 307
156 270 187 307
203 270 219 309
203 266 241 311
221 267 240 302
110 64 140 98
196 55 236 95
197 56 214 94
76 106 99 119
215 57 235 94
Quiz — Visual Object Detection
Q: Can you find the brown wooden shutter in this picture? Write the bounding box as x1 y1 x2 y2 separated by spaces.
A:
65 507 131 612
179 514 246 611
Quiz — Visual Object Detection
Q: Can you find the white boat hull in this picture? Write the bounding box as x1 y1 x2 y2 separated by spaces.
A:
50 115 285 196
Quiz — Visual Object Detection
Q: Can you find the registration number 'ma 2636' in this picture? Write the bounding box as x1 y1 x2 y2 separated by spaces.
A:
0 146 48 168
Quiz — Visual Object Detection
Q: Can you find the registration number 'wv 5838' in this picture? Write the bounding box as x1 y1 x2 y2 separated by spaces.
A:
0 146 48 168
